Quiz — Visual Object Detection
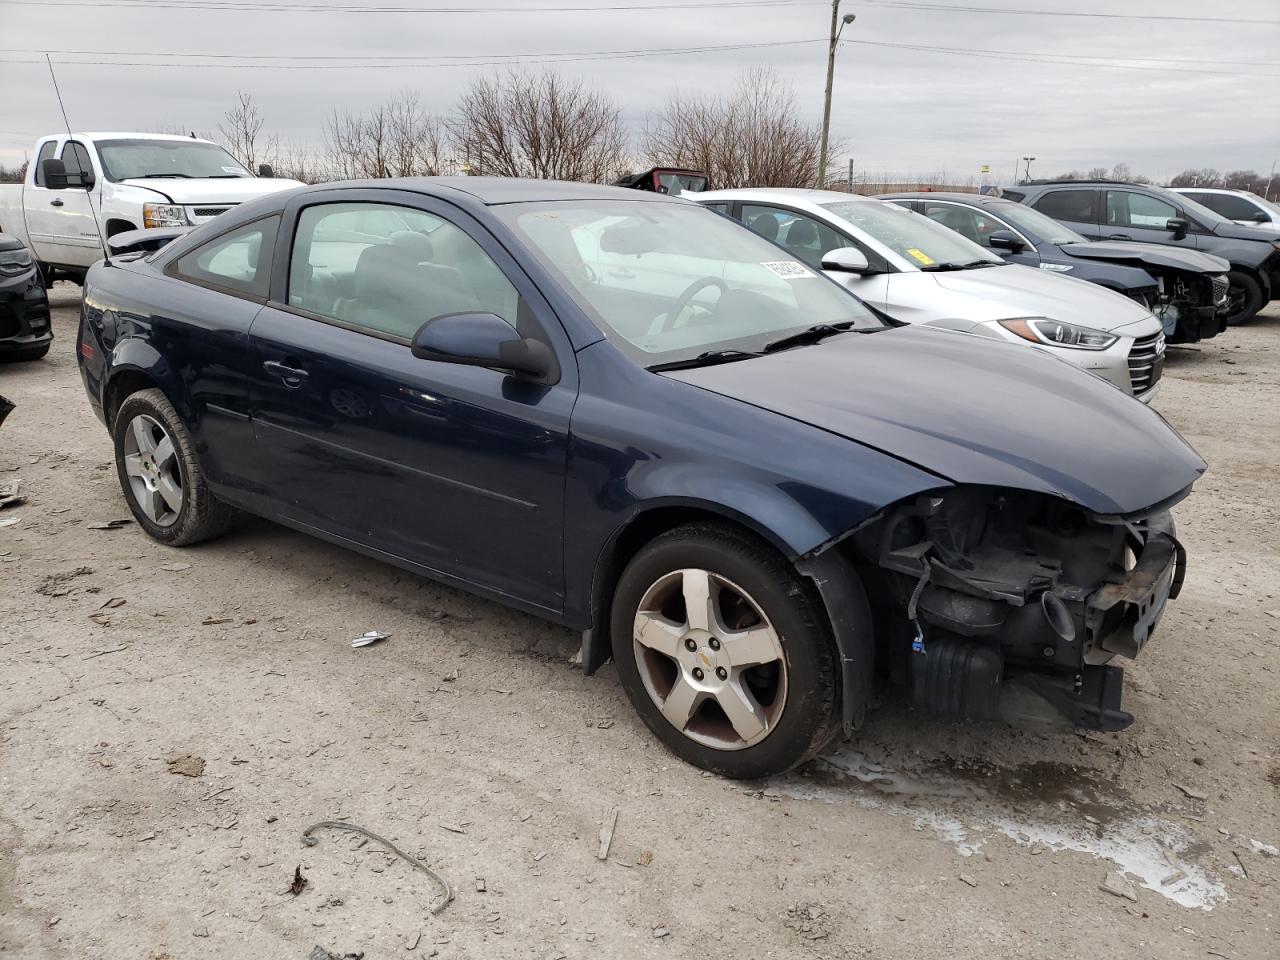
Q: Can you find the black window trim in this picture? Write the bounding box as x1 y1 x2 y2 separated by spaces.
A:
33 139 58 187
266 188 557 352
162 212 281 305
59 139 95 189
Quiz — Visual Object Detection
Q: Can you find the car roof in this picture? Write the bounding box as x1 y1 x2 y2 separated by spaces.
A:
696 187 874 206
354 176 687 206
1171 187 1256 196
879 191 1006 204
67 132 221 145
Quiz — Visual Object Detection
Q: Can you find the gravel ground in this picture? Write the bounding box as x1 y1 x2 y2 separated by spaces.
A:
2 288 1277 960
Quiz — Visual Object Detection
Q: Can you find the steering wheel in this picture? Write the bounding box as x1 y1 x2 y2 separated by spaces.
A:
661 277 728 333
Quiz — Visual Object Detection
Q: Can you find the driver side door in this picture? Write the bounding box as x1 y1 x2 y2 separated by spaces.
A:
245 189 577 612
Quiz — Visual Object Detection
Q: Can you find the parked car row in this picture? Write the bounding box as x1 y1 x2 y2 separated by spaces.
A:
70 176 1206 777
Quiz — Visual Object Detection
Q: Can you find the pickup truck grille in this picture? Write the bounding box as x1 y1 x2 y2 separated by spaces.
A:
188 205 235 223
1128 333 1165 395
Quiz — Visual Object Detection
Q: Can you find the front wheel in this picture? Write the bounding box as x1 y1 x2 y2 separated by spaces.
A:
610 523 841 779
112 388 236 546
1224 270 1264 326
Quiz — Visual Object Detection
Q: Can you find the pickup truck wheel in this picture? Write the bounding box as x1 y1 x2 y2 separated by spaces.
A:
1224 270 1264 326
112 388 235 546
610 523 839 779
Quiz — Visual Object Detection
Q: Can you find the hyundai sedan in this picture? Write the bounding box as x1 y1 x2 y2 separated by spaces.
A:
78 178 1204 778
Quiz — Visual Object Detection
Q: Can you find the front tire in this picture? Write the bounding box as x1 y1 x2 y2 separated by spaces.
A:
112 388 235 546
610 523 840 779
1224 270 1264 326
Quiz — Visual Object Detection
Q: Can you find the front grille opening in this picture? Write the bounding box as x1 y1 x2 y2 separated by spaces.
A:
1128 333 1163 395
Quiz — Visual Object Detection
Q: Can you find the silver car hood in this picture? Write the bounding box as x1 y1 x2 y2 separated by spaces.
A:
926 263 1156 334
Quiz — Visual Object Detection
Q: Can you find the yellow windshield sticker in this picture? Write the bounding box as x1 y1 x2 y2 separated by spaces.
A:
906 248 935 265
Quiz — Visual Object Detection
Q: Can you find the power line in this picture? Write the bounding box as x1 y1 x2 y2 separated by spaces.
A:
865 1 1278 25
0 37 828 69
0 0 823 12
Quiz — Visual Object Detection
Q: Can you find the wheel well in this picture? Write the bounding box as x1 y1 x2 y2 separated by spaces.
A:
583 505 789 675
105 219 136 238
104 370 159 427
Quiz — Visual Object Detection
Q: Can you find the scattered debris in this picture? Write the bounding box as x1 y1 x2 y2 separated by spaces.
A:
309 947 364 960
1232 851 1249 879
99 597 126 609
439 822 466 835
784 903 831 941
405 929 422 951
160 562 192 572
202 617 233 625
87 519 132 530
193 926 210 938
302 820 453 915
1160 870 1187 887
82 644 129 659
1099 871 1139 902
165 754 205 777
1173 783 1207 801
0 479 24 509
653 926 670 939
441 668 459 682
351 630 390 649
475 877 486 893
958 874 979 888
288 865 309 896
597 807 618 861
0 516 23 528
637 850 653 867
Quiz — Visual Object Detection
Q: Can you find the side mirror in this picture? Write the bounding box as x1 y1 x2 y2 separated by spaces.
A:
412 312 558 383
821 246 871 273
41 158 69 190
1251 211 1270 223
257 163 274 178
987 230 1027 253
1166 217 1189 240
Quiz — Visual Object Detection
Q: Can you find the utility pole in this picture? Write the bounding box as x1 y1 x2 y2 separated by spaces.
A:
1266 159 1277 202
1021 156 1036 182
817 1 855 189
848 156 854 192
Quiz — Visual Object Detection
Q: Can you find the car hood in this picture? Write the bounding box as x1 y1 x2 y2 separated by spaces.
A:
665 325 1204 515
1211 219 1280 241
1060 241 1229 274
118 177 304 204
928 263 1154 333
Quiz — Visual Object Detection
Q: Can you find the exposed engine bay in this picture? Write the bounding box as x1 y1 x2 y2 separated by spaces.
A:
1129 269 1230 343
849 485 1186 731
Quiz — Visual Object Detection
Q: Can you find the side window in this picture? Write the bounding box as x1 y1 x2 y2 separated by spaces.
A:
33 141 57 187
174 216 278 298
922 202 997 247
701 201 729 215
1034 189 1098 223
741 204 846 268
1198 193 1262 221
289 202 519 340
60 142 94 188
1107 191 1176 229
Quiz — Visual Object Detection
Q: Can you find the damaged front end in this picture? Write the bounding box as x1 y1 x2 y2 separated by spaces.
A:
845 485 1188 732
1129 270 1230 343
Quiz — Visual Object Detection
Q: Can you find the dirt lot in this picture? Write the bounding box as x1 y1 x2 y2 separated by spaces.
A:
2 288 1277 960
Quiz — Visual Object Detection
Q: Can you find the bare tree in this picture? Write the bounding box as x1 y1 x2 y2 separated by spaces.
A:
1222 169 1261 191
1086 166 1110 179
218 91 268 171
0 160 27 184
324 91 449 180
1169 168 1222 188
643 68 828 189
448 69 627 182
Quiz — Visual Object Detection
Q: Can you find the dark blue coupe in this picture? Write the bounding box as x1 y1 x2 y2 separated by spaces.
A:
78 178 1204 777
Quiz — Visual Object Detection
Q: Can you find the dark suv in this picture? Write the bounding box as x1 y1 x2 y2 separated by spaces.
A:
1004 180 1280 325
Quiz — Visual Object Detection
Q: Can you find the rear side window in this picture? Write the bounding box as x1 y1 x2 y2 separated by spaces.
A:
173 216 279 299
1034 189 1098 223
1188 192 1264 221
60 142 94 187
33 141 57 186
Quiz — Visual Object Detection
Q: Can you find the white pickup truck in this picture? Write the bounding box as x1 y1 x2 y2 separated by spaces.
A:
0 132 302 283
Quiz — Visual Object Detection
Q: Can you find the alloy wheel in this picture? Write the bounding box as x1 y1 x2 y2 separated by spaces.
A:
632 568 788 751
121 413 183 527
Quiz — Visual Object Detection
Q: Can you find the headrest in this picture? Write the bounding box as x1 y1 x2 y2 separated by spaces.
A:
787 219 818 246
352 243 420 300
747 213 779 241
390 230 434 261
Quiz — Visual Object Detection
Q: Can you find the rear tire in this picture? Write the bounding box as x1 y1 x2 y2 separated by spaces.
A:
112 388 236 546
1224 270 1264 326
610 522 840 779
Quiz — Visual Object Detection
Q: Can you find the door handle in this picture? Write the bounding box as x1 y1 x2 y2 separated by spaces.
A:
262 359 309 386
50 199 64 207
1107 233 1132 240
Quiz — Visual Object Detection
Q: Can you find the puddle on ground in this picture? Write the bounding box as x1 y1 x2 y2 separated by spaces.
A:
773 749 1227 911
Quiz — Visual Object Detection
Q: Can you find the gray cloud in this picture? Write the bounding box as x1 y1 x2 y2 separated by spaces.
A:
1 0 1277 182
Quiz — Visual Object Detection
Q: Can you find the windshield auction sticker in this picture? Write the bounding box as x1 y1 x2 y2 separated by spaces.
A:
905 248 936 266
761 261 815 279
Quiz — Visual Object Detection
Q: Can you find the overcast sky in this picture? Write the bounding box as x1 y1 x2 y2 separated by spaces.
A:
1 0 1277 183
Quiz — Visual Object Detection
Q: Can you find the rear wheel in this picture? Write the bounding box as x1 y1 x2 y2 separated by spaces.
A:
610 523 840 779
112 388 236 546
1224 270 1264 326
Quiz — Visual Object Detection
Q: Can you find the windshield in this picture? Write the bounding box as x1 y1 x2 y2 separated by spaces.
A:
987 200 1086 245
821 199 1004 269
497 200 882 366
97 139 252 182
